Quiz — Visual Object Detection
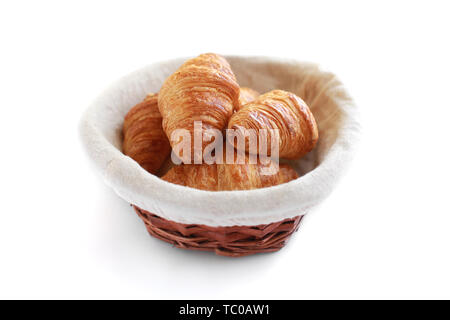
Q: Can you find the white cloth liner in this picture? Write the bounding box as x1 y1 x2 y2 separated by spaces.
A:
79 56 361 227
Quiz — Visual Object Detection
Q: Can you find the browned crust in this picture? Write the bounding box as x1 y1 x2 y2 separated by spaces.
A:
228 89 319 159
158 53 240 161
123 93 171 174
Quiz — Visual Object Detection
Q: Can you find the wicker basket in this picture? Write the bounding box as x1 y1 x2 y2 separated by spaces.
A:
79 56 360 258
134 206 303 257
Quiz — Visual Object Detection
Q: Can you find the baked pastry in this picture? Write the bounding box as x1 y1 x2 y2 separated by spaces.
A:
163 163 298 191
237 87 259 111
158 53 240 161
227 89 319 159
162 153 298 191
123 93 171 174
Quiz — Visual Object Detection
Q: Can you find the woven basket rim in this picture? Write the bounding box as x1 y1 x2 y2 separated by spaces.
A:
79 55 360 226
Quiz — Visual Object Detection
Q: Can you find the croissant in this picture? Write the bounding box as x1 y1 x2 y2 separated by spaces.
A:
162 154 298 191
158 53 240 161
227 89 319 159
123 93 171 174
237 87 259 111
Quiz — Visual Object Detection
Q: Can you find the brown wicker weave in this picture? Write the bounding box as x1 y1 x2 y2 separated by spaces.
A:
133 206 303 257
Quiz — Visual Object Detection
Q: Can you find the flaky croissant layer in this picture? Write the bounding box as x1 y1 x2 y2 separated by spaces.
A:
158 53 240 161
228 89 319 159
123 93 171 174
162 152 298 191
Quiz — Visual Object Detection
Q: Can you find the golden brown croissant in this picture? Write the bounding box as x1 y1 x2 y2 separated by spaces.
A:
123 93 171 174
237 87 260 111
227 89 319 159
158 53 240 161
162 154 298 191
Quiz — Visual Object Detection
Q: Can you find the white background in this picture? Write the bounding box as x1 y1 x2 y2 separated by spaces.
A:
1 0 449 299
